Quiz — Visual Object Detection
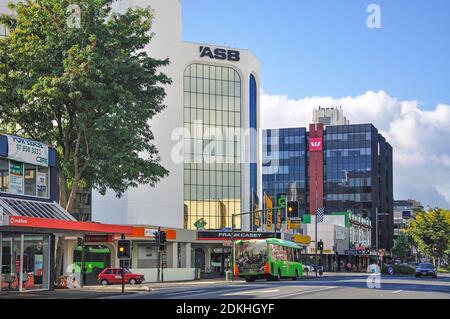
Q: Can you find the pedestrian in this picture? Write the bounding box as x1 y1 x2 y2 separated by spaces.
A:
346 262 352 272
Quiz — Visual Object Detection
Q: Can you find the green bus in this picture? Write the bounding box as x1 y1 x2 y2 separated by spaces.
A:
73 245 111 275
234 238 303 282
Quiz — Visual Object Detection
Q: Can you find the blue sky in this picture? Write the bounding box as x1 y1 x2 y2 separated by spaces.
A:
182 0 450 109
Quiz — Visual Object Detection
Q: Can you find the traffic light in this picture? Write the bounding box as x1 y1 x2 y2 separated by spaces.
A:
117 239 131 259
77 237 84 247
159 231 167 245
286 201 299 218
317 240 324 251
365 247 370 255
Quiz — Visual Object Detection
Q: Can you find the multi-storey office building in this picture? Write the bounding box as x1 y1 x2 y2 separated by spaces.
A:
393 199 423 238
92 0 260 232
262 123 394 249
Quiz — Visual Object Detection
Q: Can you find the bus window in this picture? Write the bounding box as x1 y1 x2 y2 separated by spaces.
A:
293 249 299 262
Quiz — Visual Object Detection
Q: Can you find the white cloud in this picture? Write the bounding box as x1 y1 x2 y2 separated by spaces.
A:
260 90 450 209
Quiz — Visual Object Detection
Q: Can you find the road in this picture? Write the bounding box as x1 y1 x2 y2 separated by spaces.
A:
106 274 450 299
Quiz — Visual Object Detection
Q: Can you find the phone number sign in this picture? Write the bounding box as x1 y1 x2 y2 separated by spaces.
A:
7 135 49 167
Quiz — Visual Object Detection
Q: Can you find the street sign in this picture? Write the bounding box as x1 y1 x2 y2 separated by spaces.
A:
388 266 394 275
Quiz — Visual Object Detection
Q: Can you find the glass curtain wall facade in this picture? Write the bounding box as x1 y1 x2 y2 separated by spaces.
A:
183 64 242 230
262 128 308 212
323 124 375 216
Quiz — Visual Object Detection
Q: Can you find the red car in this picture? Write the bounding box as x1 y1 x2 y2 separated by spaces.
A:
98 268 145 285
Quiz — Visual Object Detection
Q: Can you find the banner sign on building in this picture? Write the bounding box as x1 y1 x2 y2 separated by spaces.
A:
7 135 49 167
264 193 273 231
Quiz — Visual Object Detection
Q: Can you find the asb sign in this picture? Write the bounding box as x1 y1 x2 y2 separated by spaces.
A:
7 135 49 167
309 137 323 152
199 46 240 62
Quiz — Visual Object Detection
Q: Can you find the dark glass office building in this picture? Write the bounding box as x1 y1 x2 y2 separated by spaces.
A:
262 123 394 249
262 128 308 214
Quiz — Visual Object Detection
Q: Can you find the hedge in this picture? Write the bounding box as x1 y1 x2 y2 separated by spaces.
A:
382 264 415 275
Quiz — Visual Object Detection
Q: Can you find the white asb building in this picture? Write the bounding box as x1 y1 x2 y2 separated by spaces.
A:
92 0 261 232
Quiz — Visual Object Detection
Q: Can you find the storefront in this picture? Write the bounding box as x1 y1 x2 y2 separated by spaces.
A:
0 134 133 293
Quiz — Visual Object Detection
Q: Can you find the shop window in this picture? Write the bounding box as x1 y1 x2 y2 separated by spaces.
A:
0 158 8 192
24 164 37 196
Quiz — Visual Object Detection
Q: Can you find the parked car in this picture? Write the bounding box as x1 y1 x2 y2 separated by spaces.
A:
415 263 437 278
98 268 145 285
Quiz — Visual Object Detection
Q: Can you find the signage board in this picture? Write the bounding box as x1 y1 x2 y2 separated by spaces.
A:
197 231 281 241
402 210 411 219
345 249 369 255
37 172 47 193
84 234 113 243
309 137 323 152
7 135 49 167
9 161 24 195
199 46 240 62
289 220 301 230
144 228 158 238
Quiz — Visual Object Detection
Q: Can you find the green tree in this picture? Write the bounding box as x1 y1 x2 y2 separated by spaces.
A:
406 209 450 266
391 233 410 261
0 0 170 279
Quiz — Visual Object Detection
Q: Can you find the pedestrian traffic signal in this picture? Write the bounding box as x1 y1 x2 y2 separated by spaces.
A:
117 239 131 259
286 201 299 218
365 247 370 255
318 240 324 251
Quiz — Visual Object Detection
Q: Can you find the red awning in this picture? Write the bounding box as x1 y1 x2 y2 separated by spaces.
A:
2 216 133 235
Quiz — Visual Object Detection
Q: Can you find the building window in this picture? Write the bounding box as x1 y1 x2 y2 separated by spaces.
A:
0 158 50 199
183 64 242 230
0 158 9 192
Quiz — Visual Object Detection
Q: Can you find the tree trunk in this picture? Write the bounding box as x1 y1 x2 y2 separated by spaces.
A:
54 169 70 284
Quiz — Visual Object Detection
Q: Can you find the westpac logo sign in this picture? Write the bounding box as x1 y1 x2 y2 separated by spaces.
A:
199 46 240 62
309 138 323 152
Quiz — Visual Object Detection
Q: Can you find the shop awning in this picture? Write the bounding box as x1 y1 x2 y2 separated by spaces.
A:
0 197 133 235
1 215 133 235
0 198 75 221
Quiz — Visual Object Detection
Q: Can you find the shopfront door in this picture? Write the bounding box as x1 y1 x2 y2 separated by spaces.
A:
1 233 51 292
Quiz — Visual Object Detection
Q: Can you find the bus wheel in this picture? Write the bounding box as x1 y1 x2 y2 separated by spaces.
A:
293 270 299 281
245 277 255 282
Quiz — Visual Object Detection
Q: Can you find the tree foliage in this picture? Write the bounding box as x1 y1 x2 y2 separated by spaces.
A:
406 209 450 262
0 0 170 212
391 233 410 260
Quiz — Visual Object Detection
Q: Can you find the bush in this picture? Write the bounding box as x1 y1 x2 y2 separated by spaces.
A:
382 264 415 275
437 267 450 273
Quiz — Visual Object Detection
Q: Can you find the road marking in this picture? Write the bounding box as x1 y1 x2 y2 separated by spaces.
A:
167 287 258 299
270 286 337 299
223 289 280 296
391 290 403 294
166 289 207 296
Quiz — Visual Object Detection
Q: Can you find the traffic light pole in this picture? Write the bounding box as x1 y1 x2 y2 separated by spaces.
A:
157 227 161 283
